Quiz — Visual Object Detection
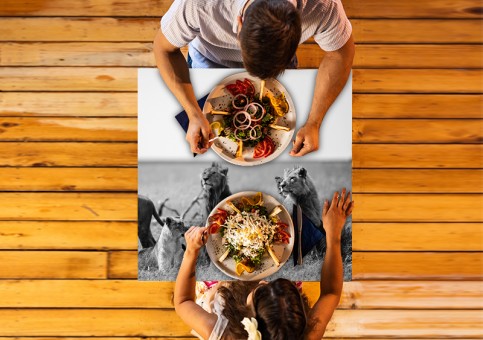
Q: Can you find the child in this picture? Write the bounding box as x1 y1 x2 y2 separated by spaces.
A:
174 189 353 339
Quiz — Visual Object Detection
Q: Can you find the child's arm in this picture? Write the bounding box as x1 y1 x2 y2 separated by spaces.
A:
174 226 217 339
305 189 353 340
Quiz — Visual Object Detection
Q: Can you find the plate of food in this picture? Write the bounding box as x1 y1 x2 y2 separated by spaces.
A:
203 72 296 166
205 191 294 280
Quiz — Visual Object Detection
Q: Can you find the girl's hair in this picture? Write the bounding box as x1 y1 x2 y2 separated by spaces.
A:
217 279 309 339
254 278 309 339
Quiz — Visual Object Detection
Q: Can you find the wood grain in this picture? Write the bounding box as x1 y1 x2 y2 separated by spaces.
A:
0 117 137 141
3 18 481 43
353 252 482 280
299 44 483 69
0 168 137 191
0 193 136 221
353 145 483 168
0 142 136 167
110 250 483 280
353 69 483 93
0 251 107 279
353 169 483 193
0 280 481 309
0 221 136 249
353 94 483 118
0 309 479 337
3 68 481 93
353 223 483 251
353 119 483 143
3 43 482 69
1 0 481 18
0 67 137 91
353 194 483 222
0 92 137 117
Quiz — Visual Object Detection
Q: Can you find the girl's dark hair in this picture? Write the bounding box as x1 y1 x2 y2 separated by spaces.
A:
240 0 301 79
254 278 309 339
218 279 309 339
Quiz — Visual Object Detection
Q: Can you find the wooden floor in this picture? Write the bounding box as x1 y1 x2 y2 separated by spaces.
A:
0 0 482 338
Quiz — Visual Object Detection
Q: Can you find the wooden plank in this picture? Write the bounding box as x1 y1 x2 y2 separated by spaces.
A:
0 168 137 191
0 280 481 310
353 69 483 93
0 142 136 167
4 43 481 69
298 44 483 69
353 223 483 251
109 250 137 279
110 250 483 280
0 251 106 279
0 193 136 221
0 117 137 141
0 0 481 18
352 19 483 43
0 92 137 117
353 170 483 193
353 119 483 144
353 194 483 222
2 68 480 93
0 309 479 337
0 221 136 249
353 145 483 169
2 18 481 43
353 94 483 119
0 67 137 92
353 252 482 280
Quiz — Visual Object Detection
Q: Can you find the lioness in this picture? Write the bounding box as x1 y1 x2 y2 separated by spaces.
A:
138 195 164 248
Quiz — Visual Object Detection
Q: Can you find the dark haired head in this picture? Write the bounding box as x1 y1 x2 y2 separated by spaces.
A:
253 278 308 339
240 0 301 79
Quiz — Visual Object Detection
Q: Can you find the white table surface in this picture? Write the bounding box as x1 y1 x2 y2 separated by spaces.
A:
138 68 352 162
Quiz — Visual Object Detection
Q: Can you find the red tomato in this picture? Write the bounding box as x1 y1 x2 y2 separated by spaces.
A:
253 139 267 158
209 223 221 234
243 78 255 96
225 84 239 96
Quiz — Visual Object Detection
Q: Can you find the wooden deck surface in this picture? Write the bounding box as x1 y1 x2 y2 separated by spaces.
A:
0 0 482 338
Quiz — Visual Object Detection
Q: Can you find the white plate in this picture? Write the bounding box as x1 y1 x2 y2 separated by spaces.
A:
205 191 294 281
203 72 296 166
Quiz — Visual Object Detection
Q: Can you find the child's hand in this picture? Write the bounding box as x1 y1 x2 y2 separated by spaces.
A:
184 226 208 255
322 188 353 241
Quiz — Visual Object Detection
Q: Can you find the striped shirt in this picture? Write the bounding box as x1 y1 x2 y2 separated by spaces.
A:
161 0 352 68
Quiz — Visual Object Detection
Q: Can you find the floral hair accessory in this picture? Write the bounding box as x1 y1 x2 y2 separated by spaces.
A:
241 317 262 340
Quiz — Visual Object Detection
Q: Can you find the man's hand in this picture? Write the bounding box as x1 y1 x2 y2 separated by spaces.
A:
289 123 319 157
322 188 353 241
186 114 214 154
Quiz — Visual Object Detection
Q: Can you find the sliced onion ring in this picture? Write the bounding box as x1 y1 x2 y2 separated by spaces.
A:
244 102 265 122
249 125 262 140
233 111 251 129
232 94 248 109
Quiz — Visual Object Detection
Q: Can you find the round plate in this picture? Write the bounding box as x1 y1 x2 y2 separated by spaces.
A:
205 191 294 281
203 72 296 166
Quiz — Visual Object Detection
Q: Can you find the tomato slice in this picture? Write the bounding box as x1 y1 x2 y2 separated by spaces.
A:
225 84 239 96
209 223 221 234
243 78 255 96
253 139 267 158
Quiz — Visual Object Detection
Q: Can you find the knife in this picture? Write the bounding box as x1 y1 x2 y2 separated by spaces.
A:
296 204 303 265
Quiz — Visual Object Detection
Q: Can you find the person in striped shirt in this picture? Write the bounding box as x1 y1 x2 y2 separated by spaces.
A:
154 0 354 156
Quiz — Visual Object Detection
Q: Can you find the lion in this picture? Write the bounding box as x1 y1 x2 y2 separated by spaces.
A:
276 167 322 228
181 162 232 222
138 216 187 272
138 195 164 248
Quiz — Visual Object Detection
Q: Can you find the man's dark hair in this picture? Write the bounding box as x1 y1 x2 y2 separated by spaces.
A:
240 0 301 79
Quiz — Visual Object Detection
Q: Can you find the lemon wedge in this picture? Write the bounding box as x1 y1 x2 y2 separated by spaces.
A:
210 121 224 136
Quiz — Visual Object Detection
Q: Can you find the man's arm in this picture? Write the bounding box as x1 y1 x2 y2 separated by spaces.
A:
290 35 355 157
153 30 213 154
305 189 353 340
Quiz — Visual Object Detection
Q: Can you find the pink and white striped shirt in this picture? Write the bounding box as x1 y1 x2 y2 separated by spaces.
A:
161 0 352 68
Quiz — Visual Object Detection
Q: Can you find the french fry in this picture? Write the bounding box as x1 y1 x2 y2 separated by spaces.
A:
211 110 230 115
218 248 230 262
269 205 283 217
259 80 265 101
266 246 280 267
235 140 244 159
269 124 290 132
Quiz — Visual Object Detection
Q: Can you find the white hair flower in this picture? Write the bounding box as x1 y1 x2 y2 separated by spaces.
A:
241 317 262 340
